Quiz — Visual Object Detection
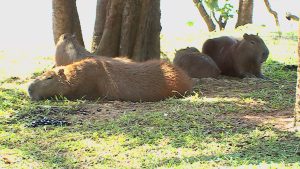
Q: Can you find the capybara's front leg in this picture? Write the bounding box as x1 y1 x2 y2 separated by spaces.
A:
252 63 268 79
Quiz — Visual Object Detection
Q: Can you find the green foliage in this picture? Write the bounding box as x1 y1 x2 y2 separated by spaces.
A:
186 21 195 27
204 0 234 28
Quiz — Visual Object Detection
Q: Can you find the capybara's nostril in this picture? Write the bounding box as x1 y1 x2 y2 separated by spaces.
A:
263 50 269 57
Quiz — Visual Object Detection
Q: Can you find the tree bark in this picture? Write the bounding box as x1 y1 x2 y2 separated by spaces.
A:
52 0 84 46
193 0 216 32
235 0 253 28
263 0 280 27
132 0 161 61
295 19 300 128
119 0 141 57
212 11 226 30
91 0 109 53
286 13 299 21
92 0 161 61
95 0 124 57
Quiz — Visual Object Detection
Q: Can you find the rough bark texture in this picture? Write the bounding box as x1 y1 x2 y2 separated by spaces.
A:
235 0 253 28
263 0 280 27
119 0 141 57
92 0 161 61
95 0 124 57
132 0 161 61
52 0 84 46
91 0 109 53
295 19 300 127
193 0 216 32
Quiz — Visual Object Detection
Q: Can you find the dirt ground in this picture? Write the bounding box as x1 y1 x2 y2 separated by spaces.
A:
25 76 298 132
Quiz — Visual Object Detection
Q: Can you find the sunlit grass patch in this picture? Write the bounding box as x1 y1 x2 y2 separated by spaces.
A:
0 29 299 168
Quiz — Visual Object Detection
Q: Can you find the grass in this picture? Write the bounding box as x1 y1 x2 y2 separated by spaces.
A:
1 27 300 168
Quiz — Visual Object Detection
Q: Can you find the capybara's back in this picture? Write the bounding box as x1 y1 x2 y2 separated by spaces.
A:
202 34 269 78
174 47 220 78
28 57 192 102
99 59 193 101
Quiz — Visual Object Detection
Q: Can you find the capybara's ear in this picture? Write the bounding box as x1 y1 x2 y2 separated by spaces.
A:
62 34 68 40
243 33 249 39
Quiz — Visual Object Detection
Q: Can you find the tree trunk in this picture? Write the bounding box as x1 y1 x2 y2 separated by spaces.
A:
193 0 216 32
91 0 110 53
212 11 226 30
263 0 280 27
235 0 253 28
286 13 299 21
92 0 161 61
52 0 84 46
295 19 300 128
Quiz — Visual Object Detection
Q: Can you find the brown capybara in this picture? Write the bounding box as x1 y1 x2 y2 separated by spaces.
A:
202 33 269 78
28 57 193 102
55 33 97 66
55 33 132 66
173 47 220 78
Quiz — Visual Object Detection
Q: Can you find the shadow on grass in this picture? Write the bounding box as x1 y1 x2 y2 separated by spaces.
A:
1 58 299 168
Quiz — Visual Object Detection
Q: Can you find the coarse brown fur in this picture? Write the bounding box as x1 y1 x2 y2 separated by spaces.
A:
202 33 269 78
28 57 193 102
173 47 220 78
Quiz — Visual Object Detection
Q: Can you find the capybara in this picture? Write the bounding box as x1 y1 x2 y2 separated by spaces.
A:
55 33 97 66
202 33 269 78
173 47 220 78
55 33 132 66
28 57 193 102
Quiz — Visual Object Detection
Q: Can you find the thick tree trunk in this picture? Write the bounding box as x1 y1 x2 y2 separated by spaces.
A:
295 19 300 128
132 0 161 61
263 0 280 27
193 0 216 32
52 0 84 46
235 0 253 28
95 0 124 57
92 0 161 61
91 0 109 53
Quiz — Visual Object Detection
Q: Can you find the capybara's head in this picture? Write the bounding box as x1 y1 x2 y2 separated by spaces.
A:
241 33 269 63
176 47 200 54
28 68 70 101
55 33 80 66
56 33 77 52
57 33 76 44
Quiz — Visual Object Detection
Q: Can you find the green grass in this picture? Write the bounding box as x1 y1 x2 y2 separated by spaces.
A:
1 29 300 168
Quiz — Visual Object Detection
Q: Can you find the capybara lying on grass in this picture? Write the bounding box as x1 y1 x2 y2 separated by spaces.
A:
28 57 192 102
174 47 220 78
202 33 269 78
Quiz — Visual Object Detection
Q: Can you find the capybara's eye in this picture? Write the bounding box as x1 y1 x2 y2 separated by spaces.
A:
46 76 53 80
250 41 256 45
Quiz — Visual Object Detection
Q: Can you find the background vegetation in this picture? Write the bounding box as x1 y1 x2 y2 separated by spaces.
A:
1 25 299 168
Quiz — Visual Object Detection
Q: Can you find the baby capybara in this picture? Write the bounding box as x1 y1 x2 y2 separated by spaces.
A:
28 57 192 102
202 33 269 78
173 47 220 78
